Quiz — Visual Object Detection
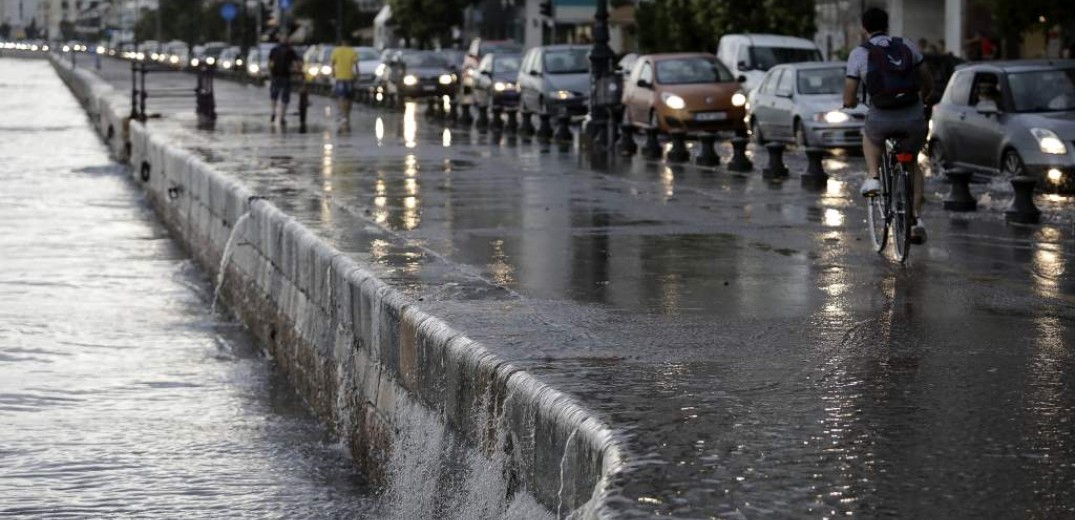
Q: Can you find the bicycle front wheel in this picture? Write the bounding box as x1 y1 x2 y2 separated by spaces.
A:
866 193 888 253
892 166 913 263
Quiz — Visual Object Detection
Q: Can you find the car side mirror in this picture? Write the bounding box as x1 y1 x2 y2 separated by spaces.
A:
481 70 491 77
776 90 792 99
976 99 1000 115
737 75 747 83
529 69 541 76
737 60 751 71
636 79 651 89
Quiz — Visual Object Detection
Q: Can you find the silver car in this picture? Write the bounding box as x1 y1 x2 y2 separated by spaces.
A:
929 60 1075 191
517 44 591 116
746 61 865 148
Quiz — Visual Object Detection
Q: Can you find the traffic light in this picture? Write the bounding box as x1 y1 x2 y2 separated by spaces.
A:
539 1 553 18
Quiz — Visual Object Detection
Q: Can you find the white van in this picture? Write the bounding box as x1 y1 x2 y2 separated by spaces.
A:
716 34 823 91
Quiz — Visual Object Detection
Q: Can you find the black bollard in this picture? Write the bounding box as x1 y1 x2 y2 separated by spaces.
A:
555 114 573 144
505 109 518 135
460 103 474 127
943 167 977 211
537 112 554 141
696 133 720 167
426 98 438 120
667 131 690 163
641 126 662 160
447 101 459 125
762 143 788 179
491 106 504 133
1005 175 1040 224
617 123 637 156
520 110 535 136
476 106 490 133
801 147 828 188
727 136 753 172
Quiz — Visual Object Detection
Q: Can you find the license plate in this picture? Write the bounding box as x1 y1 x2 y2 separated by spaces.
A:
422 85 435 91
695 112 727 121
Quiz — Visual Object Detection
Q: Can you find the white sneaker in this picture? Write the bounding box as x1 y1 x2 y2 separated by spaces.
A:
860 178 881 197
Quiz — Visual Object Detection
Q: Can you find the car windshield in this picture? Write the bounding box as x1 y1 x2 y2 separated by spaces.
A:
1008 68 1075 112
797 67 845 94
544 48 589 74
655 57 734 84
358 48 379 61
483 42 522 55
494 55 521 74
751 46 822 71
401 52 447 68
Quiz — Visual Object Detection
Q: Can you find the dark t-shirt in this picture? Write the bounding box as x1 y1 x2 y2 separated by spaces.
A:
269 45 299 78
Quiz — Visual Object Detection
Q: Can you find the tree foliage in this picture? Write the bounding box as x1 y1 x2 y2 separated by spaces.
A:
978 0 1072 46
388 0 474 48
294 0 376 44
637 0 816 53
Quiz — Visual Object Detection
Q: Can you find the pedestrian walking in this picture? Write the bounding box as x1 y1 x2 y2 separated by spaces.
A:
329 39 359 130
268 35 302 126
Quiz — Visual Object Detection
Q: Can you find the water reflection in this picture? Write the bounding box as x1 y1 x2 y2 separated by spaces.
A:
375 117 385 144
404 102 418 148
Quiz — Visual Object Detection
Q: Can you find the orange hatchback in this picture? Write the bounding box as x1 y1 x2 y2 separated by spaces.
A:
622 53 748 133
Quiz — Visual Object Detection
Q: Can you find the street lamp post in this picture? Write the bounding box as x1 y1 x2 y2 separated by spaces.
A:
586 0 616 151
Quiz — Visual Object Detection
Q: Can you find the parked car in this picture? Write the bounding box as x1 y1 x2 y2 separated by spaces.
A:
517 44 591 116
461 38 523 99
716 34 823 91
162 41 189 69
621 53 747 134
384 50 455 99
308 45 336 86
746 61 865 148
929 60 1075 190
472 52 523 109
191 41 227 67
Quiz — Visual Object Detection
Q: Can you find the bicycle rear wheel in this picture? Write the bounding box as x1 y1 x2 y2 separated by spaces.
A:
866 192 888 253
892 165 913 263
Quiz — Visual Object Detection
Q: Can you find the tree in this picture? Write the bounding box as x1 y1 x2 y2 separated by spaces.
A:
387 0 473 48
294 0 376 43
636 0 816 53
0 22 11 40
978 0 1073 57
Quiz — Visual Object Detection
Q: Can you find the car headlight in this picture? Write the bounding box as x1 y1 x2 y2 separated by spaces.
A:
1031 128 1068 155
96 46 104 54
494 81 506 92
191 58 199 66
731 92 747 107
236 59 243 66
816 110 850 124
249 64 260 74
555 90 574 100
222 61 232 69
206 57 216 65
170 56 179 64
63 45 71 52
661 92 686 110
439 74 453 85
321 65 331 75
403 74 418 86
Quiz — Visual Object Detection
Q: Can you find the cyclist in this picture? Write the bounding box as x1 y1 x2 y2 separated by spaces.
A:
843 7 933 243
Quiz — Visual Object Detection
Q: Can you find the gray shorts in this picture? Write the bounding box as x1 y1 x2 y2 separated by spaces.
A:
864 105 927 152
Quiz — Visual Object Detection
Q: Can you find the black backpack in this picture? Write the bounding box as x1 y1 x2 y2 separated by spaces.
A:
862 37 920 109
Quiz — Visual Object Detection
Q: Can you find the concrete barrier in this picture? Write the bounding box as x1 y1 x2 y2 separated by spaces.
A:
50 55 630 519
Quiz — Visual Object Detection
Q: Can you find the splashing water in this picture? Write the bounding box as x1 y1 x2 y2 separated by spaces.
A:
212 212 251 314
557 427 579 520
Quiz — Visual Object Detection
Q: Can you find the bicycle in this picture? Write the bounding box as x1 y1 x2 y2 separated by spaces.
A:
866 132 917 263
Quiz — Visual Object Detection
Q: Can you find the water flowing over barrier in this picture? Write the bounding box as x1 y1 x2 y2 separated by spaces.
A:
50 56 632 519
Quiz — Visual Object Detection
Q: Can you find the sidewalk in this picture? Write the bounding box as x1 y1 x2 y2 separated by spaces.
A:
81 57 1075 518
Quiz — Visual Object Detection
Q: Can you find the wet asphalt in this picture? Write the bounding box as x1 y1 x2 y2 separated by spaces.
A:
78 56 1075 518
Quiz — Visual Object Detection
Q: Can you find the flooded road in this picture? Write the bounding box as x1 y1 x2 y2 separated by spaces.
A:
62 55 1075 518
0 59 377 517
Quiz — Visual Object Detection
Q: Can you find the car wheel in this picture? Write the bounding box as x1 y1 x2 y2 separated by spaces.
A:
794 118 810 148
750 117 766 145
1001 149 1026 179
928 140 946 176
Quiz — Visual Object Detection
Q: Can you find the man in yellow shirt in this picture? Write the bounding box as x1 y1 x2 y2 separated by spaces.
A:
330 39 359 127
